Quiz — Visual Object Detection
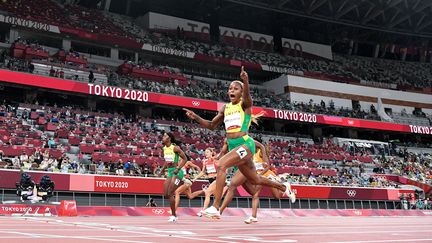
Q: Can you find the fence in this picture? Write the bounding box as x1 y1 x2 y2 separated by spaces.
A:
1 189 420 210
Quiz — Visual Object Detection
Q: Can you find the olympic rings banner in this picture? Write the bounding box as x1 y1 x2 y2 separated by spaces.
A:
0 204 431 217
0 169 414 200
0 69 430 135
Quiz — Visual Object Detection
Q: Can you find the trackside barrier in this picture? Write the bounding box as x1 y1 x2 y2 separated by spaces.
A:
0 204 431 217
58 200 78 216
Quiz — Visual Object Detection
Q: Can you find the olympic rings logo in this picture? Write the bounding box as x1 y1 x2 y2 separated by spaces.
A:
152 209 165 215
353 210 362 215
192 101 200 107
347 190 357 197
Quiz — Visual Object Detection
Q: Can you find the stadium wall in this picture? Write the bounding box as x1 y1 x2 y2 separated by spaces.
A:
282 37 333 60
273 75 432 113
142 12 210 33
0 169 415 201
142 12 332 60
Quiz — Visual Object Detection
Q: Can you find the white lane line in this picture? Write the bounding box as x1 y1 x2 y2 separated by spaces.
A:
0 231 153 243
171 230 431 238
0 228 93 231
140 225 432 231
23 217 241 243
195 230 432 236
325 239 432 243
8 216 432 243
0 231 42 238
1 223 431 230
0 235 155 238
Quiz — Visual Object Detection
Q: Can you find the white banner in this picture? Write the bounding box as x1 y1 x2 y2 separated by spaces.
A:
282 38 332 60
360 80 397 89
0 14 60 33
145 12 209 34
219 26 273 46
141 43 195 58
261 65 304 75
144 12 332 60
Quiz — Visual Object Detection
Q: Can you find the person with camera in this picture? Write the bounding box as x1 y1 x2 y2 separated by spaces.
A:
37 175 55 202
16 173 35 201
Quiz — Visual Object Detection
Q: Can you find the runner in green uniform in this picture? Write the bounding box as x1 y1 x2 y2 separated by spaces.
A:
183 66 291 219
159 132 187 222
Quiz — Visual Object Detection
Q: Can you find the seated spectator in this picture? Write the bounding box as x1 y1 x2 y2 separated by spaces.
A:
49 66 55 77
78 163 87 174
116 163 124 176
20 152 29 164
123 160 131 174
96 160 106 174
61 161 70 173
89 70 94 83
130 160 142 175
48 137 56 148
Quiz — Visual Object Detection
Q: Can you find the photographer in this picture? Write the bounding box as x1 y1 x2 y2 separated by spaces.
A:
16 173 35 201
37 175 55 202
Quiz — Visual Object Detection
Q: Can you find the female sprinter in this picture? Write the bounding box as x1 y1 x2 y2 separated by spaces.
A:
194 148 227 216
183 66 290 219
219 138 296 223
159 132 188 222
174 158 205 211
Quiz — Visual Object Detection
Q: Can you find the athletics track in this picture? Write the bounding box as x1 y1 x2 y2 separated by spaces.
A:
0 214 431 243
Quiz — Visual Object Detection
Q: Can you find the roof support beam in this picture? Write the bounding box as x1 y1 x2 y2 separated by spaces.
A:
277 0 291 8
335 2 357 19
416 20 432 32
414 1 432 12
223 0 432 38
389 15 411 28
307 0 327 14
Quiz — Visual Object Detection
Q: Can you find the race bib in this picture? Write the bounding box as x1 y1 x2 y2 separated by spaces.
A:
206 164 216 173
236 147 247 159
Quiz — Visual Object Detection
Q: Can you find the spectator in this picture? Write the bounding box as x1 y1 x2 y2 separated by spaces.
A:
59 69 64 79
49 66 55 77
115 162 124 176
88 70 94 83
47 137 56 148
130 160 141 175
96 160 105 174
20 151 29 164
123 160 131 174
143 162 151 177
78 163 86 174
28 62 34 73
12 157 21 169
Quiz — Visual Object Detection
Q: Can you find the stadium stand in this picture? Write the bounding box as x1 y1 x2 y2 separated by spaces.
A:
0 100 428 190
1 45 430 126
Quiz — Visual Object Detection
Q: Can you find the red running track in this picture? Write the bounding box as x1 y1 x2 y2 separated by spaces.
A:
0 216 431 243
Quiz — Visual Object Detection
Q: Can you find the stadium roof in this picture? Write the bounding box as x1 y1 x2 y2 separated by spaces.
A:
121 0 432 45
219 0 432 41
